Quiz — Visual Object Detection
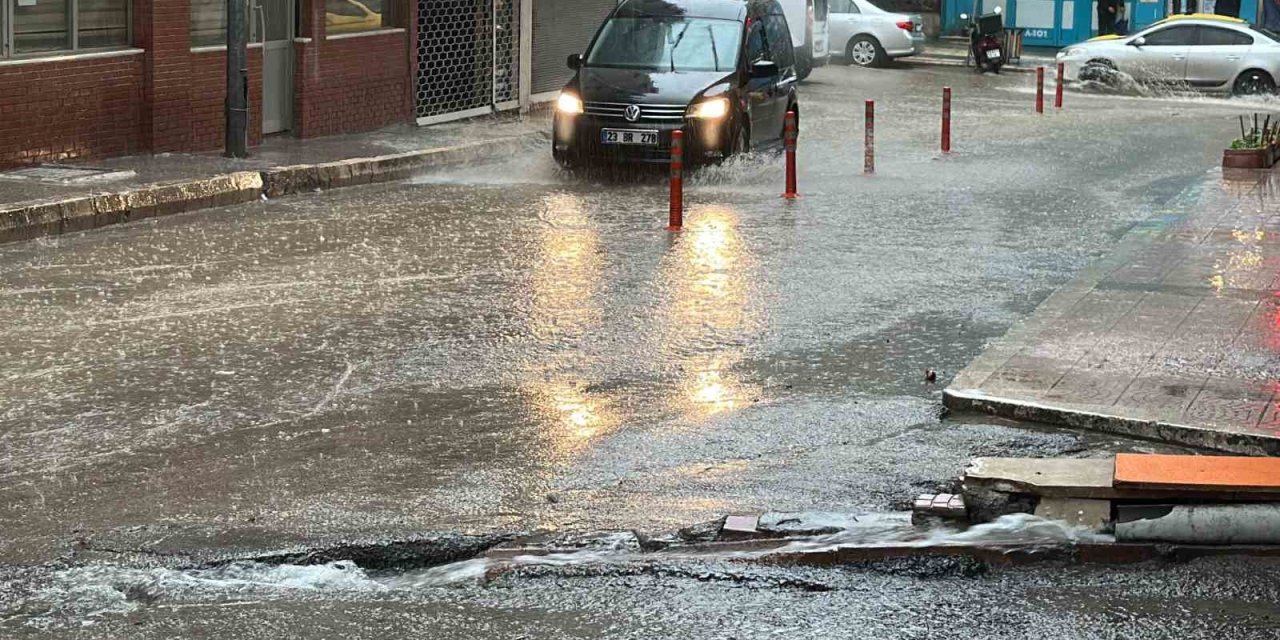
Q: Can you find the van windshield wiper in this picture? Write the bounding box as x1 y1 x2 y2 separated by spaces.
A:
669 22 692 71
707 25 719 70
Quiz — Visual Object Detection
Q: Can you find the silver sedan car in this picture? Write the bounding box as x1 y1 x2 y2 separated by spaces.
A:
1056 15 1280 95
828 0 926 67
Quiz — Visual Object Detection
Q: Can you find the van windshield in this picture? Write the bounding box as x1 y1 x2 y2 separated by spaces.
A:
586 17 742 72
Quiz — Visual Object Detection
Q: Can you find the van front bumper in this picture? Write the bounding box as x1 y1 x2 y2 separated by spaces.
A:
552 113 733 166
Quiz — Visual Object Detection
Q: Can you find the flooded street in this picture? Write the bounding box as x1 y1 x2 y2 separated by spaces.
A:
4 63 1280 636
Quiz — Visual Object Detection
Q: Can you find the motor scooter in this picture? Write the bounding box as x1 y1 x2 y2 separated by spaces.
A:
960 7 1004 73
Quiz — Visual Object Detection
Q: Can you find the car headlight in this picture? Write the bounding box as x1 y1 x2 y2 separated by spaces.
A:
556 92 583 115
1061 47 1087 58
687 97 729 119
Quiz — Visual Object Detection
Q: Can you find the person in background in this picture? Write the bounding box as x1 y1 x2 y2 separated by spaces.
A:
1172 0 1197 13
1097 0 1120 35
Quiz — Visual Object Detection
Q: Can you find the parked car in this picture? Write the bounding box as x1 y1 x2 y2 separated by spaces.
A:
779 0 832 79
828 0 925 67
552 0 801 169
1057 13 1280 95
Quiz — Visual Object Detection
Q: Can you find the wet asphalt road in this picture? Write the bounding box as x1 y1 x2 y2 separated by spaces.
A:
2 62 1278 636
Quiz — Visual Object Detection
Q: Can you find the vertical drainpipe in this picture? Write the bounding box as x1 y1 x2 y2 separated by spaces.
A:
519 0 533 112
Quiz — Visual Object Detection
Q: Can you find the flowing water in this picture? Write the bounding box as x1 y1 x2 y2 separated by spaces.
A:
3 513 1116 632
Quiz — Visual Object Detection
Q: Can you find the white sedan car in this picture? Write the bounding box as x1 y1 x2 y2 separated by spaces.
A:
1056 14 1280 95
828 0 926 67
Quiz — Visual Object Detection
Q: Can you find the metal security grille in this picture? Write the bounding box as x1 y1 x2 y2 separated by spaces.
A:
415 0 519 124
531 0 615 95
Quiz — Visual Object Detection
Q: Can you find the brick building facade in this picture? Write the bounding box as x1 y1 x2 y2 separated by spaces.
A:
0 0 414 169
0 0 624 170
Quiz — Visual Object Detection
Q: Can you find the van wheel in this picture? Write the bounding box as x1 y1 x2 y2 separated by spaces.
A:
847 36 885 68
1233 69 1276 96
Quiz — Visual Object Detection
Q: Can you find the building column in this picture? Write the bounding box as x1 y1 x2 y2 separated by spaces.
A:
134 0 193 153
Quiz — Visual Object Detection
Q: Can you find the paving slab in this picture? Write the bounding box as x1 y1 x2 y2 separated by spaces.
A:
964 457 1280 501
946 169 1280 455
965 457 1117 498
1115 453 1280 492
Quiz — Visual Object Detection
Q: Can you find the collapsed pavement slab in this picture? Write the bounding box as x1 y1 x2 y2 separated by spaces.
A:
962 456 1280 523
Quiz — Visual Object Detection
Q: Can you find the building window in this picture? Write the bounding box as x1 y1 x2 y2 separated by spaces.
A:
189 0 226 47
326 0 395 35
191 0 269 49
2 0 129 57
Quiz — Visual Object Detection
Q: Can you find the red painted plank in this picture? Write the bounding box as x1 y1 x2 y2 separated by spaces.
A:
1115 453 1280 492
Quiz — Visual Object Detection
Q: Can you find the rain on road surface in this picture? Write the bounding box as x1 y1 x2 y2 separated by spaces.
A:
3 63 1279 637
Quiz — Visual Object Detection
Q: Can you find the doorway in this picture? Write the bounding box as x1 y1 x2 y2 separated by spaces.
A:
258 0 295 134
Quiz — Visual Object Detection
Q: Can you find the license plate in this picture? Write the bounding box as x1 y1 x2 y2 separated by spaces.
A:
601 129 658 145
985 49 1001 59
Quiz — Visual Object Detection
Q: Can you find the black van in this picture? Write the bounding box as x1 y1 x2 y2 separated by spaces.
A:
552 0 800 168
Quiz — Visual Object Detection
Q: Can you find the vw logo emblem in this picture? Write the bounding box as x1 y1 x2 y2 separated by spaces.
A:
623 104 641 122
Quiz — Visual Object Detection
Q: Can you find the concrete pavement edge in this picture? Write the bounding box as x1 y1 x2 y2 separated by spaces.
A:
943 387 1280 456
902 56 1046 74
0 131 544 245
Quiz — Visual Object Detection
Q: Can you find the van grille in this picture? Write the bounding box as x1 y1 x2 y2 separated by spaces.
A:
584 101 687 121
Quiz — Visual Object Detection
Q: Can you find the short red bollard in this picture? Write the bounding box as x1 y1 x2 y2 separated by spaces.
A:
1036 66 1045 114
941 87 951 153
864 100 875 174
782 110 798 199
669 130 684 229
1055 62 1065 109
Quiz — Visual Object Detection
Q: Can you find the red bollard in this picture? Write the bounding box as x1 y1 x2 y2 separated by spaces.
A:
669 130 684 229
1036 66 1045 114
782 110 798 199
864 100 875 174
1055 62 1065 109
941 87 951 153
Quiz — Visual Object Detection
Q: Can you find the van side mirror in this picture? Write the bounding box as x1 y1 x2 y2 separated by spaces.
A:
751 59 778 78
1129 36 1145 46
567 54 582 69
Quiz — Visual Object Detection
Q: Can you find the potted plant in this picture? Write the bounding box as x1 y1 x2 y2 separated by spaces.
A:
1224 114 1279 169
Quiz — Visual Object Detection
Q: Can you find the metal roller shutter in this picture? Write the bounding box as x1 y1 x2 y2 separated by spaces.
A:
531 0 616 95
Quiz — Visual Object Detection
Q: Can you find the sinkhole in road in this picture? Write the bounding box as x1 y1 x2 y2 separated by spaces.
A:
6 514 1109 630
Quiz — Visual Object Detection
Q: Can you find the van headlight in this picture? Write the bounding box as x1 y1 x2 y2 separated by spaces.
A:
687 97 729 119
557 92 584 115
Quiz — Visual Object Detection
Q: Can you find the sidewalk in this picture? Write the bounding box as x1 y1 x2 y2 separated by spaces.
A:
0 115 545 242
906 39 1058 73
946 168 1280 455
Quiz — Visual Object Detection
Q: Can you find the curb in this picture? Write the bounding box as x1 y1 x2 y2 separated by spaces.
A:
0 172 263 244
259 132 542 199
905 55 1052 74
743 540 1280 569
0 132 543 244
943 388 1280 456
